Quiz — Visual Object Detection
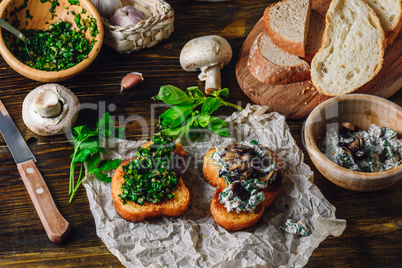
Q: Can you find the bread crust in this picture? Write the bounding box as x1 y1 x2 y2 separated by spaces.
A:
311 0 386 96
263 0 311 57
302 10 325 64
111 141 190 222
247 32 311 85
203 146 282 231
384 0 402 45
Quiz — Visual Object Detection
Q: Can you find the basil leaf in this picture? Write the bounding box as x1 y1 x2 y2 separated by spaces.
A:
208 116 229 137
187 86 205 99
153 85 195 105
212 88 229 98
159 104 194 129
197 113 211 128
201 97 221 114
161 125 187 138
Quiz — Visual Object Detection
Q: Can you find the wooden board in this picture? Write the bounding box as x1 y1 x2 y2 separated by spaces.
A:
236 17 402 119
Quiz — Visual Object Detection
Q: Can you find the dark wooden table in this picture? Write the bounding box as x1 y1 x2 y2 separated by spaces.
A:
0 0 401 267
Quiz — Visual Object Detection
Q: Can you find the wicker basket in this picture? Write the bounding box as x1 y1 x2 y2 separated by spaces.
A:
102 0 174 53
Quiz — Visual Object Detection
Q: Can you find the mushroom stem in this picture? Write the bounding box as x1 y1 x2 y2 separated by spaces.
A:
34 90 61 118
200 64 221 94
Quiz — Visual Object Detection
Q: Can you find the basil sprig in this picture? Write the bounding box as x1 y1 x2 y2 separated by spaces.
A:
153 85 243 139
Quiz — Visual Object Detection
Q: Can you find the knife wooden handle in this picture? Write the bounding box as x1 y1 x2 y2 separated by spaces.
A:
17 160 70 244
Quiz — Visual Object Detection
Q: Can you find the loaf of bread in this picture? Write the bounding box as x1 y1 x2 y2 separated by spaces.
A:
112 140 190 222
311 0 386 96
203 144 282 231
263 0 312 57
247 32 311 84
362 0 402 45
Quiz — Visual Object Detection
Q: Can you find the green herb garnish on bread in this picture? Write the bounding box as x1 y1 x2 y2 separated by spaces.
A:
112 135 190 222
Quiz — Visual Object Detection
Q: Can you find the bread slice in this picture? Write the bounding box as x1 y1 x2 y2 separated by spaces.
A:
362 0 402 45
311 0 386 96
263 0 312 57
303 10 326 63
112 141 190 222
203 147 282 231
247 32 311 84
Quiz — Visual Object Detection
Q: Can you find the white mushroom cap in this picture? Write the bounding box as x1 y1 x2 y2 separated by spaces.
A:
179 35 232 93
22 84 80 136
180 35 232 72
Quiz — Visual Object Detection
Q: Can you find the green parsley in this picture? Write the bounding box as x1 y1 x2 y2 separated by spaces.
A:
5 20 96 71
69 113 124 203
119 135 181 205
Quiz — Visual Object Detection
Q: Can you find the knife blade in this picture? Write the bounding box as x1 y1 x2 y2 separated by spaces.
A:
0 100 70 244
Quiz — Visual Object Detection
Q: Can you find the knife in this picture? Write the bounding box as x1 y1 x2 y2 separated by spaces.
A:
0 100 70 244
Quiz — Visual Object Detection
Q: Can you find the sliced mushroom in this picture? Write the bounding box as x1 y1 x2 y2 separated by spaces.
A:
221 150 237 161
228 158 242 171
259 169 274 182
238 168 253 181
240 152 253 163
341 122 357 131
22 84 80 136
231 181 250 201
347 138 360 152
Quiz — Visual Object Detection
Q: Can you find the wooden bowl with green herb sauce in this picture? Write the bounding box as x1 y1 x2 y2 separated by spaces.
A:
304 94 402 191
0 0 103 82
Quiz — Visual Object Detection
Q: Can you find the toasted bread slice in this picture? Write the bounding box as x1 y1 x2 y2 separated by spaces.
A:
263 0 312 57
112 141 190 222
203 148 227 189
211 181 281 231
203 145 282 231
311 0 385 96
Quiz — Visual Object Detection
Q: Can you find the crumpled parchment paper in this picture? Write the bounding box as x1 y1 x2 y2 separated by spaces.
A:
82 104 347 268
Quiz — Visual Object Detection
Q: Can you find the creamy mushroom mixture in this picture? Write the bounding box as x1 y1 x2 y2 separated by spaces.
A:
212 140 279 213
279 219 309 236
320 122 402 172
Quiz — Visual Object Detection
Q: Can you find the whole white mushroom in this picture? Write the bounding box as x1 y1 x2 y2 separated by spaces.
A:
22 84 80 136
179 35 232 94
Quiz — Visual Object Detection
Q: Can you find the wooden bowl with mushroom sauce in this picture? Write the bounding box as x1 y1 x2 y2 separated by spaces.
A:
0 0 103 82
304 94 402 191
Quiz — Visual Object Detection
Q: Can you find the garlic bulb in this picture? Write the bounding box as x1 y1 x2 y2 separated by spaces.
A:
90 0 122 18
110 6 145 27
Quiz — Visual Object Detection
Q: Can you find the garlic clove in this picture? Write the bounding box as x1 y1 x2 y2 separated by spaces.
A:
121 72 144 92
34 90 62 118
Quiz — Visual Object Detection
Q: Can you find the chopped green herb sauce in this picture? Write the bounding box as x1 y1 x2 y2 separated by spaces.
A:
119 135 182 205
68 0 80 5
4 19 96 71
